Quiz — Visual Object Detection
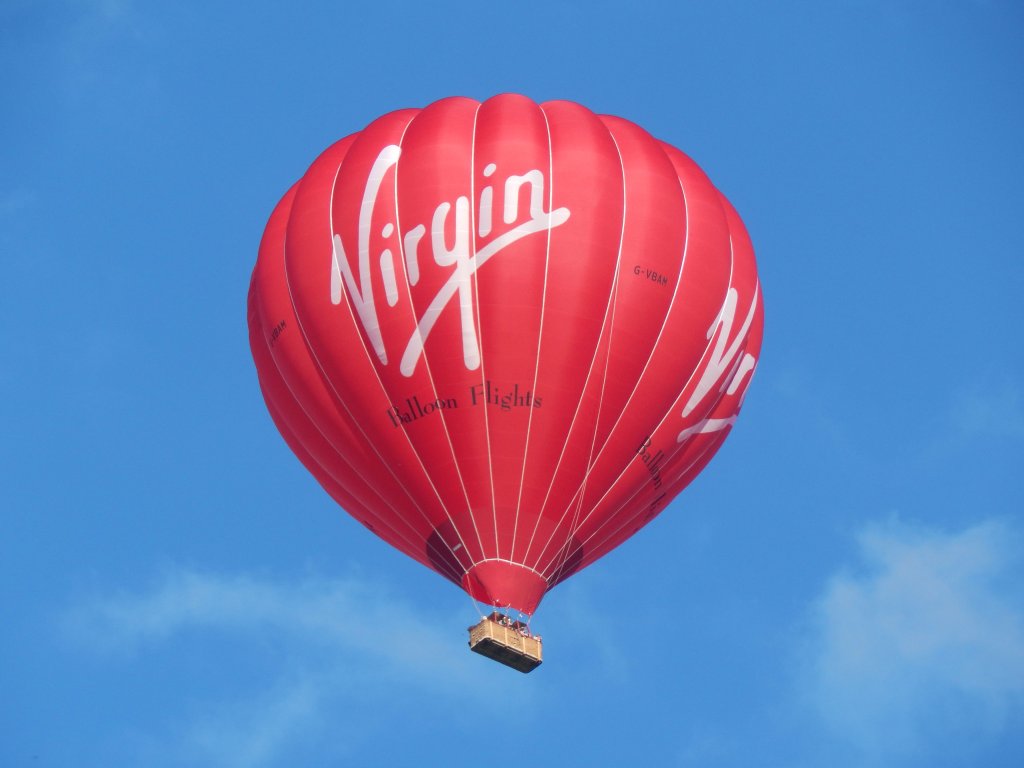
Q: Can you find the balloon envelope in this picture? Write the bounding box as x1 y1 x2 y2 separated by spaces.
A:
248 94 763 615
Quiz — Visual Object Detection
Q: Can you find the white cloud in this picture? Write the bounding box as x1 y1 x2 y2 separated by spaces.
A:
950 382 1024 440
68 569 460 670
184 676 322 768
85 0 135 23
63 568 500 767
49 0 147 103
0 188 36 217
803 518 1024 764
69 0 137 36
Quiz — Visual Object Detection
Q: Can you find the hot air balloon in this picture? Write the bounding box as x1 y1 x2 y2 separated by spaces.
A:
248 94 763 672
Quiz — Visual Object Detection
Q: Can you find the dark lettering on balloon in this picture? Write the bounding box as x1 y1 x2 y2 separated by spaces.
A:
269 320 287 346
644 492 667 522
385 395 459 428
636 436 665 490
632 264 670 287
470 380 543 411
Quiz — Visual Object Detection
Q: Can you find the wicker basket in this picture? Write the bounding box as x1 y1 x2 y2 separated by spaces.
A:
468 616 543 673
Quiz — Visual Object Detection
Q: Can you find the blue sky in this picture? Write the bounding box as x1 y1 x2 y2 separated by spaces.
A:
3 1 1023 766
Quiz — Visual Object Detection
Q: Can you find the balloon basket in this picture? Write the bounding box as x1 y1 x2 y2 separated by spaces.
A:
468 614 543 673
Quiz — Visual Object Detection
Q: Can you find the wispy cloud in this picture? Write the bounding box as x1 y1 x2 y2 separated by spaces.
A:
68 569 460 667
68 0 138 40
801 518 1024 764
183 675 323 768
63 568 498 767
46 0 148 104
0 187 36 217
950 381 1024 440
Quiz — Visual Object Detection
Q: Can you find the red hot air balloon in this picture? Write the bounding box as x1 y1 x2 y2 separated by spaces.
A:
248 94 763 663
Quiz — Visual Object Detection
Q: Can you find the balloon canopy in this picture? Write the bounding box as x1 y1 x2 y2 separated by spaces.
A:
248 94 763 616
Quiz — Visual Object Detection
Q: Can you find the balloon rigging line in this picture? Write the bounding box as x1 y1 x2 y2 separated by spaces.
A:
562 280 760 574
510 106 556 563
387 107 491 565
250 210 454 576
544 124 629 584
526 124 629 576
284 266 469 584
516 119 628 568
261 379 458 581
532 152 702 577
388 109 490 571
572 434 721 571
467 104 502 562
317 132 479 581
252 253 462 582
537 237 745 580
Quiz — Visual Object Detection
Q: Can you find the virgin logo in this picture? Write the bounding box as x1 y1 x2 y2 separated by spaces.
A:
330 145 571 377
676 284 760 443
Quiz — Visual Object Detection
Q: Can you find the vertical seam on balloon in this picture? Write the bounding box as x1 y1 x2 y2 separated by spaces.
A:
551 128 625 579
554 446 710 583
538 190 740 579
556 279 758 577
516 112 620 565
257 356 461 580
250 261 448 578
258 204 466 581
318 162 470 569
570 286 758 572
532 118 626 577
508 105 555 564
389 106 488 573
469 102 500 562
524 114 626 573
290 125 474 582
533 145 697 578
251 196 456 577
